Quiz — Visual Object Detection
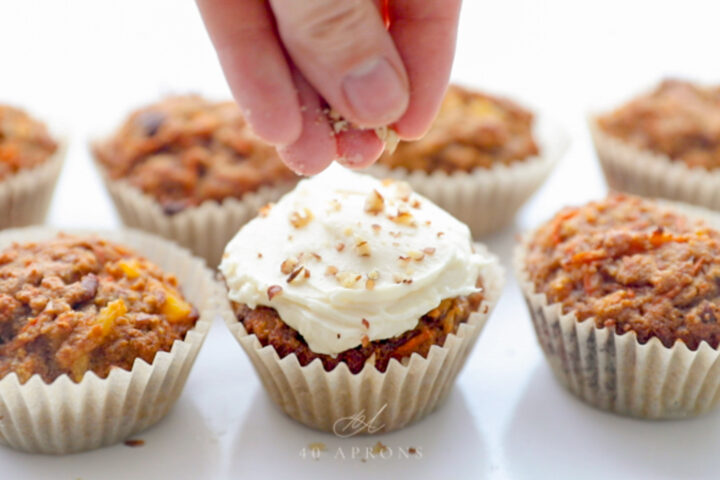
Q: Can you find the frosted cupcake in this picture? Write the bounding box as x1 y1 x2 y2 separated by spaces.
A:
0 105 64 229
368 85 567 237
220 166 503 432
590 79 720 210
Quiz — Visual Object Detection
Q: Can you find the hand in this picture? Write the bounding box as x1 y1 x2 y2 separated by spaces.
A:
197 0 461 175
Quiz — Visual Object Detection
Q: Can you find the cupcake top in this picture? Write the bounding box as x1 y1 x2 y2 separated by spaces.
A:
377 84 539 173
525 193 720 350
221 165 491 356
597 79 720 169
93 95 298 214
0 235 199 383
0 105 58 181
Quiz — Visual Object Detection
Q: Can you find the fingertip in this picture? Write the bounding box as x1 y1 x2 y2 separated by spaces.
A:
241 103 303 146
336 129 385 169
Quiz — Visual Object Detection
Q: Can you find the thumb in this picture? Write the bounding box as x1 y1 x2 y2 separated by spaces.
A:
269 0 410 128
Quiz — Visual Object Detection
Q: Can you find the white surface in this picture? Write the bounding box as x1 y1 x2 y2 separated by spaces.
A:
1 1 719 479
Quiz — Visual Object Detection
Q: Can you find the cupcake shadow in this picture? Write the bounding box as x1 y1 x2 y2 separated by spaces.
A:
504 364 720 480
0 397 221 479
230 387 488 479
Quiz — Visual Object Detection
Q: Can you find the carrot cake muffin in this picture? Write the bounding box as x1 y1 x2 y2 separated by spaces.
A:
517 193 720 418
524 193 720 350
0 105 58 180
0 234 199 383
220 165 503 432
378 84 540 173
597 79 720 170
94 95 298 214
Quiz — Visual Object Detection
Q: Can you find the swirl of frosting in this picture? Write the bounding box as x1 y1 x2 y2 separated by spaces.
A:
221 165 491 356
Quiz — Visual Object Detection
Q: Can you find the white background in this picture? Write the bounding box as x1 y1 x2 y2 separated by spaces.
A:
1 1 719 479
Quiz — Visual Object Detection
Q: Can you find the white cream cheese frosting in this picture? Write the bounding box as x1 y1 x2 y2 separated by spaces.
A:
220 164 492 356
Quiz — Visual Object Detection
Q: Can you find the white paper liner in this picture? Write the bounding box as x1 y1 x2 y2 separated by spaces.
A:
222 245 504 433
365 116 568 238
0 143 65 229
94 160 297 268
589 117 720 210
514 204 720 419
0 227 221 453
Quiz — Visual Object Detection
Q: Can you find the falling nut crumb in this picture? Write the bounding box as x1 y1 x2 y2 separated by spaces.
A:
267 285 283 300
289 208 314 229
364 189 385 215
259 203 274 217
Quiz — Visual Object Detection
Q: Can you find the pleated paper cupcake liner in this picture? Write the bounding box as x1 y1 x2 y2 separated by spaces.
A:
95 161 297 268
0 227 221 454
514 223 720 419
222 245 504 434
590 118 720 210
0 142 65 230
366 117 568 238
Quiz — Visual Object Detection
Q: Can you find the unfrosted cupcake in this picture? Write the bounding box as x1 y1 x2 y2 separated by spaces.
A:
515 193 720 418
220 165 503 433
0 230 219 453
93 95 300 266
369 84 566 237
0 105 64 229
591 79 720 209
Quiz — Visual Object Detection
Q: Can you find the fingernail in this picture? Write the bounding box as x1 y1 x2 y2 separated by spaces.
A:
342 58 408 126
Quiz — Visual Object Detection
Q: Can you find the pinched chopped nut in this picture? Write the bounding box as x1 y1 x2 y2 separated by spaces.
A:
287 266 309 284
267 285 283 300
375 125 399 154
423 247 436 255
325 265 339 276
336 242 345 252
364 189 385 215
361 318 370 329
337 271 362 288
355 239 371 257
408 250 425 262
289 208 314 229
280 257 299 275
259 203 274 217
